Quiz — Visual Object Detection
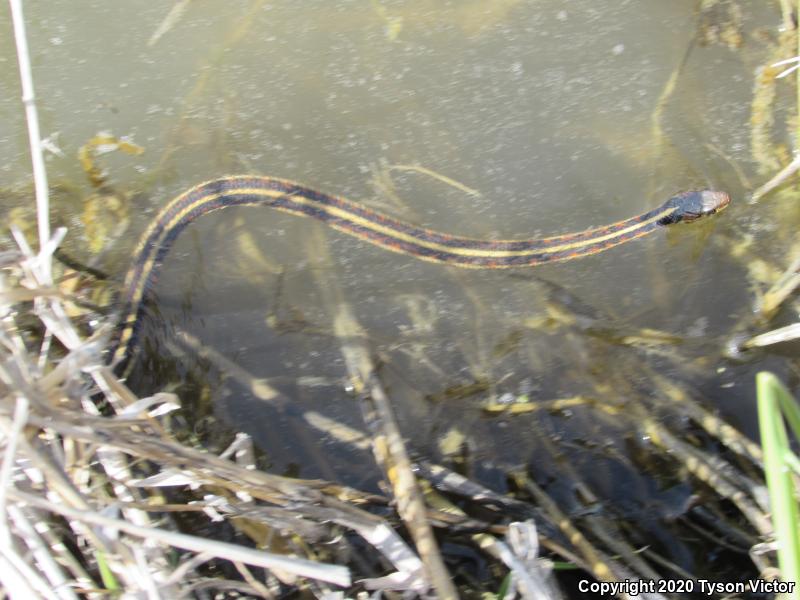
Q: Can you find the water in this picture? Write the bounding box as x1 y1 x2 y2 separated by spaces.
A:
2 0 797 588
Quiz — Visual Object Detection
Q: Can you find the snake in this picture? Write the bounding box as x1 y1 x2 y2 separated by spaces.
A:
110 175 730 366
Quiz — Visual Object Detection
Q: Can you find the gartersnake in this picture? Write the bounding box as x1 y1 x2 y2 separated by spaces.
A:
111 175 730 366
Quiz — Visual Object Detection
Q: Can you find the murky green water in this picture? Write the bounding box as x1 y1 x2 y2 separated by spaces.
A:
2 0 798 589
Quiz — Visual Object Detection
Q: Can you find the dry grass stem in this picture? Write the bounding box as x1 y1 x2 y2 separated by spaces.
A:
8 0 50 258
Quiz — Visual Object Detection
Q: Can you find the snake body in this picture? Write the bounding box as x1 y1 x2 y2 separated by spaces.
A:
111 176 730 366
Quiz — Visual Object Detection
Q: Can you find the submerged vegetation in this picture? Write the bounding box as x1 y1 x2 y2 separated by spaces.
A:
2 1 800 598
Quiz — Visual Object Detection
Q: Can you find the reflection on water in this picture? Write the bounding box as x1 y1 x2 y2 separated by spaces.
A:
2 0 799 590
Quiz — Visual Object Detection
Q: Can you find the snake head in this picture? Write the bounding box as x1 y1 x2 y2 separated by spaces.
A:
661 190 731 224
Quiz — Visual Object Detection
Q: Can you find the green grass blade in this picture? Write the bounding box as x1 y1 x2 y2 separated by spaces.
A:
757 371 800 598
